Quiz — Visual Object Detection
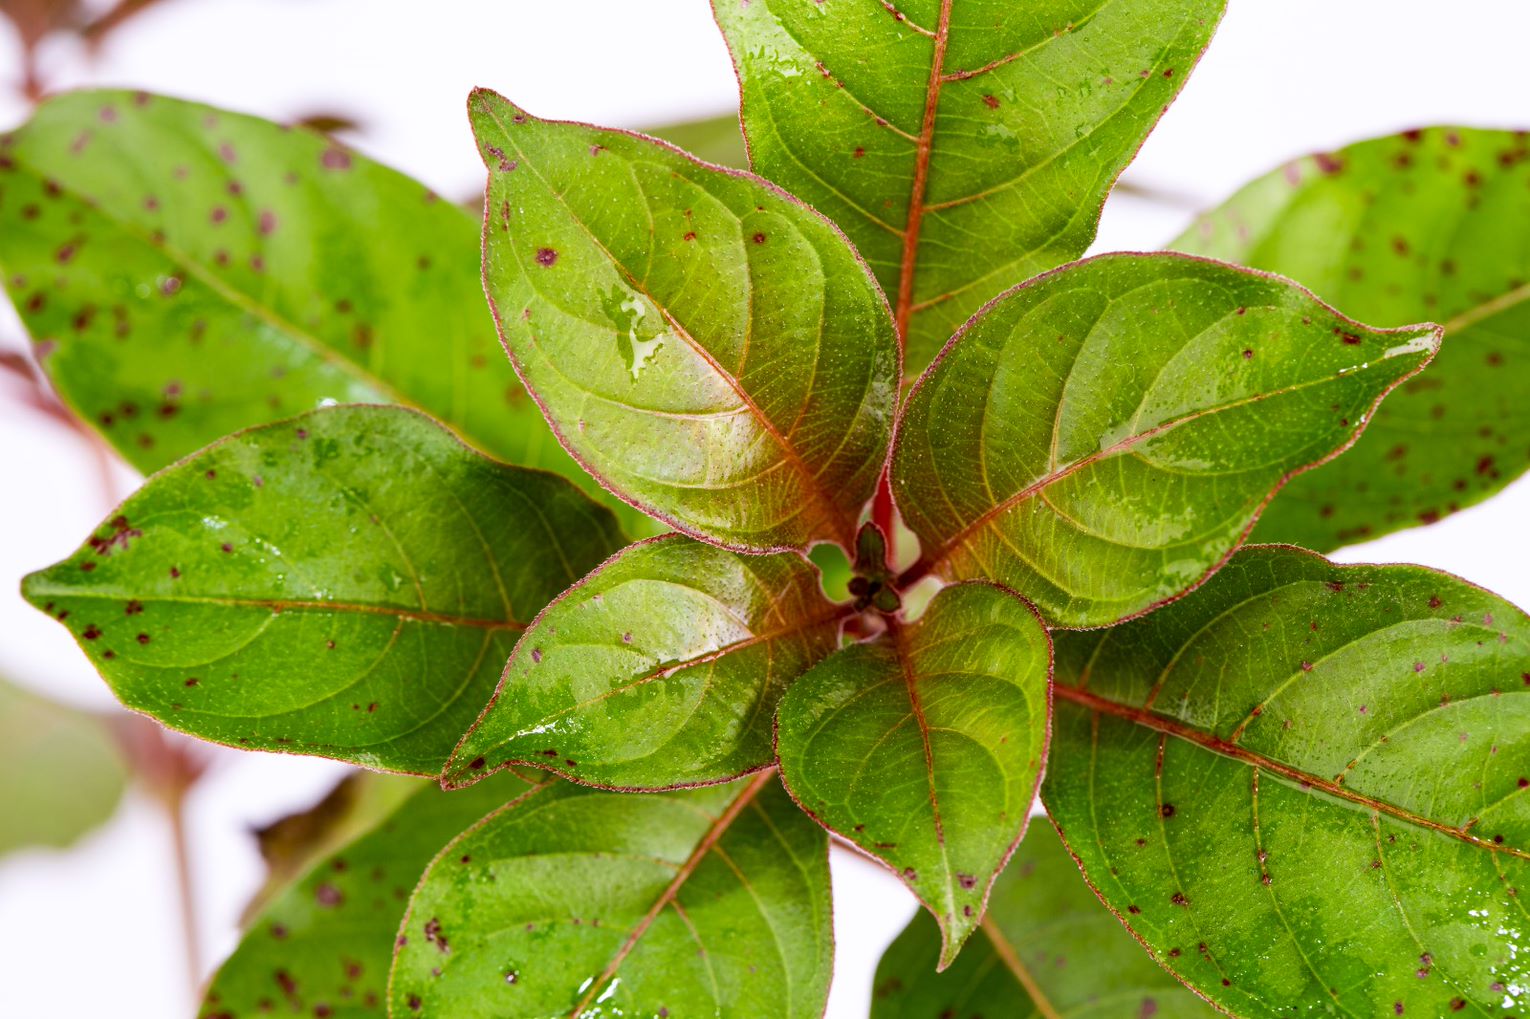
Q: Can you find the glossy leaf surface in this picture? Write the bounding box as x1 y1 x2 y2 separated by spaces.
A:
390 772 832 1018
22 406 624 774
446 534 847 791
872 822 1219 1018
0 89 656 536
891 253 1440 628
777 581 1050 964
472 88 899 552
0 676 127 855
201 771 534 1019
1176 128 1530 550
1044 546 1530 1017
713 0 1226 371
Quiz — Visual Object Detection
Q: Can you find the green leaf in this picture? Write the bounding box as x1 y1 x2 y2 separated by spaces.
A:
0 89 657 538
891 253 1441 628
390 772 833 1018
871 822 1220 1019
712 0 1226 372
471 88 900 553
241 771 419 922
21 405 624 774
0 676 127 854
203 771 535 1019
1174 128 1530 550
776 581 1050 965
645 111 748 170
1044 545 1530 1017
444 534 848 791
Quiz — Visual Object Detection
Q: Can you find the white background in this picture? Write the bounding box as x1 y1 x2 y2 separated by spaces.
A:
2 2 1529 1015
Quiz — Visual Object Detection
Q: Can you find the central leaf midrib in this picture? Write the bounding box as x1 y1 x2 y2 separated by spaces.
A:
569 771 774 1017
1053 683 1530 862
918 353 1427 575
29 588 526 631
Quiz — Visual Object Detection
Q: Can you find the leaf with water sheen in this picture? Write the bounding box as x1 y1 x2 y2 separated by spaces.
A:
201 771 533 1019
390 772 832 1018
445 534 848 791
713 0 1226 372
1044 545 1530 1017
891 253 1441 628
0 89 656 537
1175 128 1530 550
471 88 899 553
871 822 1220 1018
0 676 128 855
776 581 1050 965
21 405 624 774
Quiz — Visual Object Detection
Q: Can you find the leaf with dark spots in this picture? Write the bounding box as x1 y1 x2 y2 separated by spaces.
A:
1176 127 1530 550
445 535 848 791
202 771 534 1019
22 406 624 774
389 773 832 1018
713 0 1226 374
776 582 1051 966
1044 546 1530 1016
0 89 659 539
890 253 1440 628
871 822 1219 1019
471 88 899 553
0 675 128 856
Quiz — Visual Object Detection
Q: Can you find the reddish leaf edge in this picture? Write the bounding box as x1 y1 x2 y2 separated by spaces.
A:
707 0 1230 367
467 86 902 559
772 578 1055 972
18 401 611 779
1039 541 1530 1019
890 249 1445 631
439 531 858 795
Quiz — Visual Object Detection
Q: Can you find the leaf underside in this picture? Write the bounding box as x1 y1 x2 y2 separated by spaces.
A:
1044 545 1530 1016
471 88 899 553
445 533 847 791
1175 127 1530 550
0 89 657 537
891 252 1441 628
714 0 1227 375
22 406 624 775
776 581 1051 964
390 773 833 1018
201 772 531 1019
871 822 1220 1018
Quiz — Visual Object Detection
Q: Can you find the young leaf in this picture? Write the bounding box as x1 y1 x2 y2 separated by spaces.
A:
871 822 1220 1019
1044 545 1530 1017
891 253 1441 628
21 405 624 775
389 772 832 1018
471 88 900 553
202 771 535 1019
0 676 128 855
776 581 1051 966
712 0 1226 371
444 534 848 791
1175 128 1530 550
0 89 656 537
